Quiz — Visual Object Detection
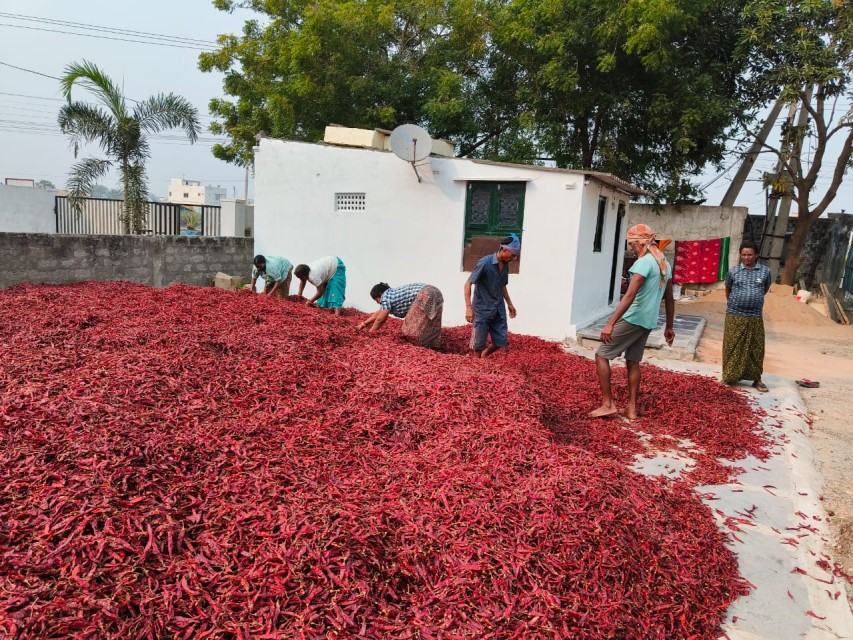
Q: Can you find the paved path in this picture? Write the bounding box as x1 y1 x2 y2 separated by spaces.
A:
564 344 853 638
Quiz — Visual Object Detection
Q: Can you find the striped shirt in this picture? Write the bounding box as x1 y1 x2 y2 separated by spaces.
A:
726 262 772 317
380 283 427 318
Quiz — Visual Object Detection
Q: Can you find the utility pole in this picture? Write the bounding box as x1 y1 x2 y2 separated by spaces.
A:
720 98 784 207
243 164 249 202
762 88 812 281
759 103 796 280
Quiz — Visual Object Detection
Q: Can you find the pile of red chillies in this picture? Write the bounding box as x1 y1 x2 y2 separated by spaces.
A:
0 282 770 638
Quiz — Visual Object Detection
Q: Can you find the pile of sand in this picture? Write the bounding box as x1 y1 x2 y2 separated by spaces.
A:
698 289 836 328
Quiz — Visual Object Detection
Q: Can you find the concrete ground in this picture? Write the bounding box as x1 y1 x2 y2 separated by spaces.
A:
564 341 853 639
576 312 706 361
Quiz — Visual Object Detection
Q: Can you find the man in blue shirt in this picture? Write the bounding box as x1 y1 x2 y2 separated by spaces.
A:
590 224 675 420
464 234 519 358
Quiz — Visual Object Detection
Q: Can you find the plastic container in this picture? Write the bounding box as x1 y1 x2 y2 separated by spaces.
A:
795 289 812 304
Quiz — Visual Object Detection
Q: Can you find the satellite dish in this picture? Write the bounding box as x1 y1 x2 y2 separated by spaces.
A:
390 124 433 162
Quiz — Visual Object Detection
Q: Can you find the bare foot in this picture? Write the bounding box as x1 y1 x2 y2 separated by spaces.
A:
588 405 618 418
618 407 638 421
480 345 498 358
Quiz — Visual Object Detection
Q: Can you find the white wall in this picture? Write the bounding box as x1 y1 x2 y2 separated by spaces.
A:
221 199 244 237
254 139 626 340
0 184 57 233
568 187 629 333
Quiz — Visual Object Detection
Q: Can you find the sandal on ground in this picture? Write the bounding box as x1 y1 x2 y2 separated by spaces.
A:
752 381 769 393
796 379 820 389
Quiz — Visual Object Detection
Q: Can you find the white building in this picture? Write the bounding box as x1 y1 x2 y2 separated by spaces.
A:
166 179 227 206
253 127 647 341
5 178 35 187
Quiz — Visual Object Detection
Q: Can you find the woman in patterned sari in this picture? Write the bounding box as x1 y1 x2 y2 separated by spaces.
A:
722 241 773 392
357 282 444 349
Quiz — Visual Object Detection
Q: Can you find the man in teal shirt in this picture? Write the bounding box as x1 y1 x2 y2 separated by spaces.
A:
589 224 675 420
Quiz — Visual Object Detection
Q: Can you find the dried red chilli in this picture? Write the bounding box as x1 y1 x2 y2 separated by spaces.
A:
0 282 771 638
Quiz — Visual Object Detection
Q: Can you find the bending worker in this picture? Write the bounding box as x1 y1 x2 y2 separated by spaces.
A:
250 254 292 298
294 255 346 315
464 234 520 358
357 282 444 349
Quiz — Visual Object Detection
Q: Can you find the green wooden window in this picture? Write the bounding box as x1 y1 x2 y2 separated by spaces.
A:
464 182 525 243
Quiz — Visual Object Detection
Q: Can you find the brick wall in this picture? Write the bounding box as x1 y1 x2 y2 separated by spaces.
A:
0 233 254 289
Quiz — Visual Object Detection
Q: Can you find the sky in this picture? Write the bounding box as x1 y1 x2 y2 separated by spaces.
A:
0 0 253 199
0 1 850 214
697 103 853 216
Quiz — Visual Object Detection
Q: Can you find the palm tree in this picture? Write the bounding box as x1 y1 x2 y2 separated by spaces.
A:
58 60 201 234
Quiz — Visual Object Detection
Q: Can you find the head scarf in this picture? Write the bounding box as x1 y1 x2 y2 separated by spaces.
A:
500 233 521 256
626 224 668 288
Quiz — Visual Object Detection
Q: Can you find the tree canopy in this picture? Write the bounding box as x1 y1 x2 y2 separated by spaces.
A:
737 0 853 285
200 0 754 200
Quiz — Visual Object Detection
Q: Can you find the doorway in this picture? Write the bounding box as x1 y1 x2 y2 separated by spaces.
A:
608 202 626 304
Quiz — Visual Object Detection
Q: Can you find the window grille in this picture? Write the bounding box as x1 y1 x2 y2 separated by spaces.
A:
335 193 366 211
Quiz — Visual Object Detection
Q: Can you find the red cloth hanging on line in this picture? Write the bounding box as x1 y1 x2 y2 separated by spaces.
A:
673 239 725 284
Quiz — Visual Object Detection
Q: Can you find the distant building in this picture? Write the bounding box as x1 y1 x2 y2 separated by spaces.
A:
166 179 227 206
5 178 35 187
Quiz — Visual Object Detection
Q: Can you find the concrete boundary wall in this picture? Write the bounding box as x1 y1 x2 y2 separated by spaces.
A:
628 204 748 289
0 233 254 289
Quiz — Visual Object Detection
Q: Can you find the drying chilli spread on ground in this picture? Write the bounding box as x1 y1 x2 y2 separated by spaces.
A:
0 282 771 638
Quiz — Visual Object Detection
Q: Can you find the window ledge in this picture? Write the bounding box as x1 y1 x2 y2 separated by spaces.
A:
453 177 535 182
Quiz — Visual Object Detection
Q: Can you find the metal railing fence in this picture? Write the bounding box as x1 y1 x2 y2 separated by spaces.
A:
55 196 221 236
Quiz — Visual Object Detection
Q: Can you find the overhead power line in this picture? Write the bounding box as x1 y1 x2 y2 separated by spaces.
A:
1 102 218 122
0 12 218 46
0 64 220 121
0 22 215 51
0 126 222 147
0 90 63 101
0 60 59 80
0 117 225 143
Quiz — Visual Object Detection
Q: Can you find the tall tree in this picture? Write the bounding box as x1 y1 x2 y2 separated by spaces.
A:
488 0 753 200
58 61 201 234
35 179 55 189
90 184 123 199
199 0 493 168
738 0 853 286
201 0 753 200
